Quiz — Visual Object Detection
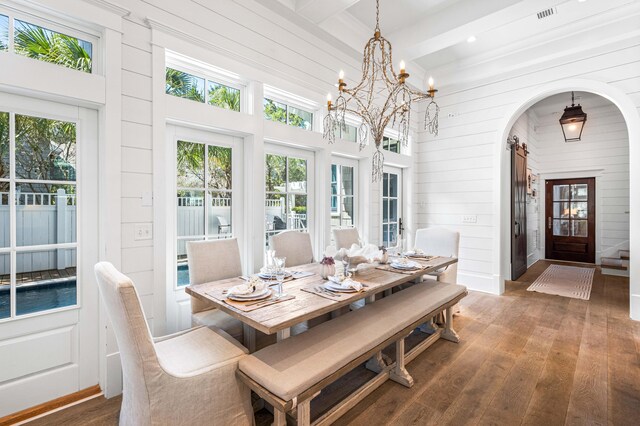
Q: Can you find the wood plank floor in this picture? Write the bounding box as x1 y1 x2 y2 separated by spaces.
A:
26 260 640 425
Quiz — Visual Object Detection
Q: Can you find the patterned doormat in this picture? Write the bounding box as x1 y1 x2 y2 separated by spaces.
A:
526 264 595 300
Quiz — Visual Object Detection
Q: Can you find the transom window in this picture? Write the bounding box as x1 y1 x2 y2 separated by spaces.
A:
165 67 241 112
176 140 233 286
331 162 356 232
334 122 359 143
0 12 93 73
382 135 400 153
265 153 309 246
264 98 313 131
0 111 78 319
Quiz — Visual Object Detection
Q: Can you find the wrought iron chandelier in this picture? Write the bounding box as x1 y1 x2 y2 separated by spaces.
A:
323 0 440 181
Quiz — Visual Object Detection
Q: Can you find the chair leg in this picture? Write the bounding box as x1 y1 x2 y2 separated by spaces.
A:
296 399 311 426
441 306 460 343
273 409 287 426
389 338 414 387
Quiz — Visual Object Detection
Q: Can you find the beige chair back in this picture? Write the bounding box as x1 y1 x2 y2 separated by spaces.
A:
186 238 243 313
414 227 460 284
94 262 157 422
270 230 314 267
333 228 361 250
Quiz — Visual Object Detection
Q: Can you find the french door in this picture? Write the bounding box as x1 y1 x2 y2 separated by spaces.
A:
0 94 99 416
166 125 244 332
545 178 595 263
382 167 403 248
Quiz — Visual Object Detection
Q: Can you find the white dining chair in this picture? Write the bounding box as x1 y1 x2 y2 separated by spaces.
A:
270 230 314 267
414 227 460 284
186 238 245 341
333 227 361 250
94 262 254 426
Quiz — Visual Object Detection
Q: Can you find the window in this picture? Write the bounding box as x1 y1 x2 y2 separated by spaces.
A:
264 98 313 130
383 135 400 153
12 19 92 72
165 67 241 112
0 15 7 51
0 111 78 319
334 122 358 143
382 170 402 248
330 163 356 232
265 153 309 246
176 140 233 286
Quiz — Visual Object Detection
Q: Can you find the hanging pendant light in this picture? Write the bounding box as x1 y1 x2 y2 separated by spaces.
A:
559 91 587 142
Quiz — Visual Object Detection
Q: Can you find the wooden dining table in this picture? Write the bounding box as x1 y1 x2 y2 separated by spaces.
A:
186 256 457 352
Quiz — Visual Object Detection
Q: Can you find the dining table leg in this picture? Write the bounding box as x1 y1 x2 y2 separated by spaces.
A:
243 324 256 353
277 328 290 341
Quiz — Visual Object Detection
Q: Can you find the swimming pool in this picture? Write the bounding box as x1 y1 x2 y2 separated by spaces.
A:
0 280 77 319
177 263 190 286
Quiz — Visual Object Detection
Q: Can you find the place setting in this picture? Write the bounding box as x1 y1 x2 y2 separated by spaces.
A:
376 255 426 275
302 263 367 301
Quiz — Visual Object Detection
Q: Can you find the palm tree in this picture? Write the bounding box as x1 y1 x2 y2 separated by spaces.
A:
208 84 240 111
166 68 205 102
14 21 91 72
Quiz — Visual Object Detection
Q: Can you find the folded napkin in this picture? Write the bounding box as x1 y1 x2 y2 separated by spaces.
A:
328 275 363 291
406 247 426 256
228 277 266 295
331 243 382 264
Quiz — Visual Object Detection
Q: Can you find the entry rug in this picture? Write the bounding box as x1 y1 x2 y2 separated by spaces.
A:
526 264 595 300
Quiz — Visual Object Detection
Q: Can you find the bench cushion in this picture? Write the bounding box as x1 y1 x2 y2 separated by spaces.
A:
238 281 466 401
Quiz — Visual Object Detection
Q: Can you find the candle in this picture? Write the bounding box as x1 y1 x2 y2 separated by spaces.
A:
428 76 434 90
339 70 345 80
399 60 406 74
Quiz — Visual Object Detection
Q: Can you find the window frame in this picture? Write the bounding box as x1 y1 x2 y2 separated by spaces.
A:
0 94 92 322
0 5 100 74
263 96 314 131
330 156 358 237
172 128 243 289
264 143 315 248
165 51 247 113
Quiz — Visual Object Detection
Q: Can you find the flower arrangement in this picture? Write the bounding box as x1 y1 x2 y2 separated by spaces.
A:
320 256 335 265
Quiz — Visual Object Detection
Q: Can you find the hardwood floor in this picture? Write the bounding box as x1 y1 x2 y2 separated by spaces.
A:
27 260 640 425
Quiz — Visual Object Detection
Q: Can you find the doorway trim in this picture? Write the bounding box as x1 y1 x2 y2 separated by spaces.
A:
494 78 640 321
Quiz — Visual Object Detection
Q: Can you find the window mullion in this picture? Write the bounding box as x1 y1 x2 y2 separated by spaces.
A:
9 112 16 319
203 143 209 240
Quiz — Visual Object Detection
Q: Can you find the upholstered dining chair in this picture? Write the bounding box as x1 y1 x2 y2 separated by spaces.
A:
186 238 245 341
94 262 254 426
414 227 460 284
270 230 314 267
333 227 361 250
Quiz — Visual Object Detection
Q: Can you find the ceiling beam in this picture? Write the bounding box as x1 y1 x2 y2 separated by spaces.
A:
295 0 362 25
389 0 560 61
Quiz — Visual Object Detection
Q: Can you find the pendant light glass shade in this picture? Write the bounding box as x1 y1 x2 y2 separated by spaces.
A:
559 92 587 142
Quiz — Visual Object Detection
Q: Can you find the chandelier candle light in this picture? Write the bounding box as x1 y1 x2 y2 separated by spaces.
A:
323 0 440 181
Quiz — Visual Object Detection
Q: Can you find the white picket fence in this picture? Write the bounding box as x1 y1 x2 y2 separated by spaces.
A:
0 189 77 275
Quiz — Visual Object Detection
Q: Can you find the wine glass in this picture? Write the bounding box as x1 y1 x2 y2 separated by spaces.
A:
274 256 287 297
341 255 350 278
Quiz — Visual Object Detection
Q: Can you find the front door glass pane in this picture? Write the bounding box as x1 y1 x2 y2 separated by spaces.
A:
553 185 570 201
571 184 588 200
553 219 570 236
572 220 588 237
552 183 588 238
571 202 588 219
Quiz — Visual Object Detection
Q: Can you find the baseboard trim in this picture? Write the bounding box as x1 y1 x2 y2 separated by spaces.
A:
0 385 101 426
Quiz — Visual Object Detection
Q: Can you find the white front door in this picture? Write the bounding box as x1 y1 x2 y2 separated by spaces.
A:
165 125 244 333
0 94 99 416
381 166 403 248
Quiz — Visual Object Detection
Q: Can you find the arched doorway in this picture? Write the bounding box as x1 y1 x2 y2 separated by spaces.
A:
494 79 640 320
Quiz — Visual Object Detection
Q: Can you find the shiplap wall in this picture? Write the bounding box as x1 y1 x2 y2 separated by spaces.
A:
415 36 640 294
531 100 630 260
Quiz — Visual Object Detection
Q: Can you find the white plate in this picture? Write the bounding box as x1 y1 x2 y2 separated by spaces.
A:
227 288 271 301
390 261 421 270
257 271 293 280
325 282 359 293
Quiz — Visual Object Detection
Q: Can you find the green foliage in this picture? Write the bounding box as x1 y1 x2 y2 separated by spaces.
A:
176 141 232 190
14 21 91 72
166 68 205 102
208 84 240 111
292 205 306 214
207 145 232 190
265 154 285 192
264 99 287 123
14 115 76 192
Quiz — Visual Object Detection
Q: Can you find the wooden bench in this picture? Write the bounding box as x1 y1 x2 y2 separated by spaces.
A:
237 280 468 425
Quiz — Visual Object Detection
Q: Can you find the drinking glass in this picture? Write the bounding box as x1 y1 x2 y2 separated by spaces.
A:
274 256 286 297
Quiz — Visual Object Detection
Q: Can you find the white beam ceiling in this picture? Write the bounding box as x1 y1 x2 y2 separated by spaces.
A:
295 0 363 25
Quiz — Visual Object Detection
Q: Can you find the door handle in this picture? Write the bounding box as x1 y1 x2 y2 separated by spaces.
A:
548 217 552 230
514 221 520 237
398 218 405 236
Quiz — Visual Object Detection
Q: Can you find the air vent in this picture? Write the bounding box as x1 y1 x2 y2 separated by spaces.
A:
537 7 556 19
